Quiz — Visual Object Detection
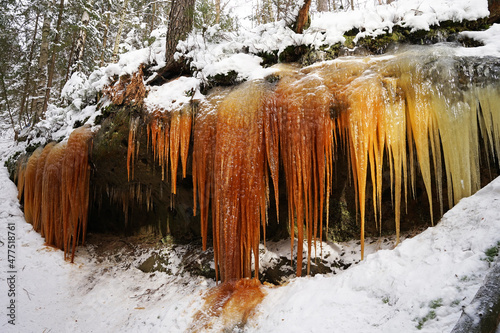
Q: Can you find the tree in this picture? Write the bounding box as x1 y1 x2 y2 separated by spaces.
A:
112 0 129 63
158 0 195 79
317 0 328 12
34 0 54 122
254 0 274 24
215 0 221 24
100 4 111 67
194 0 236 31
71 0 93 72
43 0 65 114
295 0 312 33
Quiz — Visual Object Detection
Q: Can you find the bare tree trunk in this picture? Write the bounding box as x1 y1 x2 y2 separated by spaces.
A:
162 0 195 74
72 1 93 73
350 0 354 10
149 2 156 37
0 66 16 134
215 0 221 24
255 1 260 25
112 0 129 63
266 0 274 22
331 0 337 11
19 10 40 125
100 6 111 67
62 30 77 93
317 0 328 11
34 2 53 123
43 0 65 115
295 0 312 33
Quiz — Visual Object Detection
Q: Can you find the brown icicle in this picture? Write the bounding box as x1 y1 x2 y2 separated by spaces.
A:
62 126 93 262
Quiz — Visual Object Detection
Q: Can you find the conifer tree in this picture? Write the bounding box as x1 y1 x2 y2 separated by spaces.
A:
157 0 195 80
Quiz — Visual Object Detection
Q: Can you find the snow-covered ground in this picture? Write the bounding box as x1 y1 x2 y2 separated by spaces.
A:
1 125 500 332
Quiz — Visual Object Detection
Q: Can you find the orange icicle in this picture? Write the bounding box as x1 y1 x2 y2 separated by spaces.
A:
127 117 140 181
273 70 335 276
33 142 56 234
42 142 66 248
23 147 42 224
62 126 93 262
180 107 192 178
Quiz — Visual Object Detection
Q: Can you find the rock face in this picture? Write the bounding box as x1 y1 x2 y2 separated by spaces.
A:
90 105 202 242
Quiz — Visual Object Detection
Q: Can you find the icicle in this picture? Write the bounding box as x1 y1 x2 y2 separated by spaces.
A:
189 278 265 332
62 126 93 262
33 142 56 234
23 147 43 224
169 110 181 194
273 70 335 276
180 105 193 179
193 82 271 282
42 142 66 248
127 117 140 181
16 155 28 201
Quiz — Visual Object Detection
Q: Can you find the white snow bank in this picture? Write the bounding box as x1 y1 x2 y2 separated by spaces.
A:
459 23 500 56
309 0 490 45
145 76 204 112
201 53 278 82
178 0 490 85
247 176 500 333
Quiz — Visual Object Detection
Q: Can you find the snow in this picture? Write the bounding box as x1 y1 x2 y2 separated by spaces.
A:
145 76 204 112
459 24 500 56
200 53 278 82
2 0 500 331
248 183 500 332
1 133 500 332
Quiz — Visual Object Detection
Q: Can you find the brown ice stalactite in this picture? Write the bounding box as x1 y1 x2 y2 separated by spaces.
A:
62 126 93 262
193 91 223 254
179 106 192 179
32 142 56 234
192 82 272 282
214 82 268 282
23 147 42 224
42 142 67 248
16 155 28 202
15 126 93 261
148 111 170 181
127 117 141 181
169 110 181 195
141 107 193 195
189 278 265 332
273 72 335 276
